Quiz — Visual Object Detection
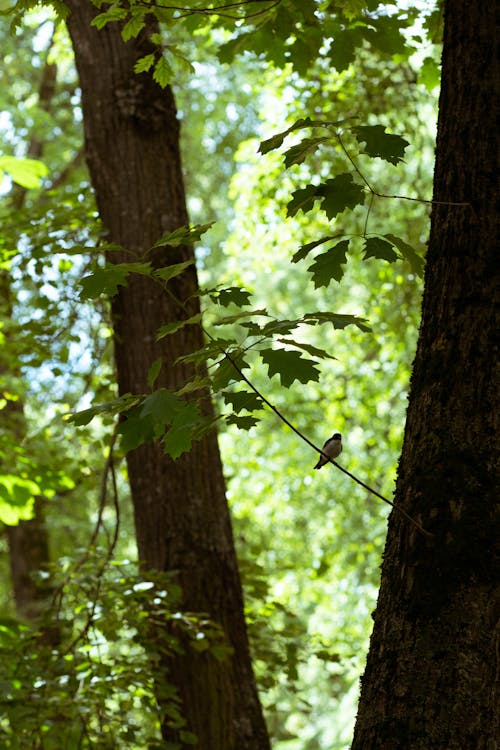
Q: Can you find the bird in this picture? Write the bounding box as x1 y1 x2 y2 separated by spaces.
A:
314 432 342 469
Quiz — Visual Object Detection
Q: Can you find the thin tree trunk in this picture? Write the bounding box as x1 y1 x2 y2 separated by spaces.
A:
2 46 58 630
351 2 499 748
65 5 269 748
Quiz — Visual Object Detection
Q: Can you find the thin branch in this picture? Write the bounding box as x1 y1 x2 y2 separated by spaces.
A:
136 0 281 21
221 349 433 539
158 272 433 538
336 132 470 209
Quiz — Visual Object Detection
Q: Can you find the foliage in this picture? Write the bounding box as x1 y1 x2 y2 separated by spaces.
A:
0 554 230 748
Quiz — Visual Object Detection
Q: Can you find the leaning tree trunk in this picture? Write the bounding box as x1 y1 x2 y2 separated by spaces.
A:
65 4 269 748
351 2 498 748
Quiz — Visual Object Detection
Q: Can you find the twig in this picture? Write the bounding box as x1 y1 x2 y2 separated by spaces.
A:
221 349 433 538
336 132 470 209
159 274 433 538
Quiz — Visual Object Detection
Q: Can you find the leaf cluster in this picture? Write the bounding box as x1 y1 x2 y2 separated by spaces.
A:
0 555 232 748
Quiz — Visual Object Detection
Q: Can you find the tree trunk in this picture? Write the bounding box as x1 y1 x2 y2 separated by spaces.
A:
351 2 499 748
65 5 269 748
2 47 58 631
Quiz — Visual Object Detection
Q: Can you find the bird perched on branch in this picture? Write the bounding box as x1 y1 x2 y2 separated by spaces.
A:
314 432 342 469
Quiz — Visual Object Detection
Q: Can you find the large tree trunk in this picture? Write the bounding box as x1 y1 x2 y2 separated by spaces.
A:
65 5 269 748
351 2 498 748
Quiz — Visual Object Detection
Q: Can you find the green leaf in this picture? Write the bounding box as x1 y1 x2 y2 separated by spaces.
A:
153 260 194 282
140 388 180 423
306 240 350 288
385 234 425 275
163 403 201 459
318 174 366 219
0 155 48 188
287 184 319 217
292 235 343 263
211 287 252 307
212 309 268 326
287 175 364 219
151 223 215 249
119 413 156 452
240 317 302 337
176 374 211 396
0 476 39 507
258 118 324 155
283 137 329 168
80 262 152 299
353 125 410 165
153 56 174 88
66 395 141 426
303 311 372 332
134 53 156 74
363 237 398 263
211 354 249 391
277 338 336 360
418 56 441 91
91 7 127 30
175 338 230 367
156 314 202 340
260 348 321 387
222 390 264 413
147 357 163 389
226 414 260 430
121 11 146 41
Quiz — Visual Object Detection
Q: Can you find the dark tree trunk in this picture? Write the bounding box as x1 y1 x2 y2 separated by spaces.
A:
351 2 499 749
65 4 269 748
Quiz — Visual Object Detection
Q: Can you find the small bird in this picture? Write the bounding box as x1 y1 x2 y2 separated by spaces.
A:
314 432 342 469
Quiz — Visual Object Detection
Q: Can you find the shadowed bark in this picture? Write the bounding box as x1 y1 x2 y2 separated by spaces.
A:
351 2 499 748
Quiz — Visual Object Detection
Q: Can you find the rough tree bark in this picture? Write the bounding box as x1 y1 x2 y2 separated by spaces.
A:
351 2 498 748
65 4 269 748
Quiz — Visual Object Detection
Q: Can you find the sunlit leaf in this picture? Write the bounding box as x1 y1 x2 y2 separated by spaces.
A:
121 11 146 41
134 53 156 74
0 155 48 188
153 55 174 87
